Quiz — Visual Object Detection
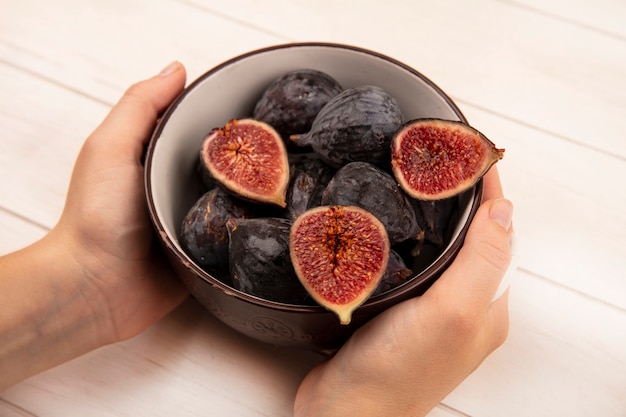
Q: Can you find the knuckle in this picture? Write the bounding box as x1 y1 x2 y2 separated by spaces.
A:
442 303 484 339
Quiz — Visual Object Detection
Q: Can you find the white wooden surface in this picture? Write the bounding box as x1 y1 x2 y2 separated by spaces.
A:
1 1 625 416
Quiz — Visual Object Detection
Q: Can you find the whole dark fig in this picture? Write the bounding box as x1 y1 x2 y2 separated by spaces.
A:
284 156 336 221
227 217 310 305
180 187 255 278
372 249 413 297
253 69 343 144
291 85 404 167
321 161 423 245
412 195 460 250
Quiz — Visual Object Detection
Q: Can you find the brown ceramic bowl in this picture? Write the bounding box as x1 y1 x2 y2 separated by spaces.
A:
144 42 482 350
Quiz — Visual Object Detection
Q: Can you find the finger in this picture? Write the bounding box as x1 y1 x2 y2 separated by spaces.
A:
481 165 504 202
426 198 514 309
90 61 187 159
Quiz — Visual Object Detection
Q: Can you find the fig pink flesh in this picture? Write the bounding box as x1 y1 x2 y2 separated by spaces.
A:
391 119 504 200
203 119 289 206
290 206 389 324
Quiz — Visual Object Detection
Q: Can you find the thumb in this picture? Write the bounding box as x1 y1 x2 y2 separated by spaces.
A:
427 198 514 308
90 61 187 160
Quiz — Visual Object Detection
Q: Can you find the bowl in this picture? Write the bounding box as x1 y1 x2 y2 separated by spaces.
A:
144 42 482 350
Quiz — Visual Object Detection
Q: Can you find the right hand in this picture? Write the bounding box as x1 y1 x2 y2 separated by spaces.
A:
295 167 514 417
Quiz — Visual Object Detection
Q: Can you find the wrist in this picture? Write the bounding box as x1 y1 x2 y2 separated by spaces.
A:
0 228 113 390
296 355 434 417
49 223 119 345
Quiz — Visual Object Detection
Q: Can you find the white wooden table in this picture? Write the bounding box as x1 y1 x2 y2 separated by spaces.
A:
1 1 625 416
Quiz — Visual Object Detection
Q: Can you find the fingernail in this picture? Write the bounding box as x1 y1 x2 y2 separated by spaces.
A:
158 61 180 77
490 198 513 231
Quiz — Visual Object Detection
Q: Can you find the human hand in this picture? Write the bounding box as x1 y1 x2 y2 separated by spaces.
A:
294 167 513 417
0 62 191 390
54 61 190 342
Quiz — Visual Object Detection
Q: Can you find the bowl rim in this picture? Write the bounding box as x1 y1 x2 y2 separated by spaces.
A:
144 41 480 314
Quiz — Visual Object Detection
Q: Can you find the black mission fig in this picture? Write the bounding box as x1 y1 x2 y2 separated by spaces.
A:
291 85 404 167
253 69 343 146
283 156 336 221
227 217 311 305
321 161 423 245
179 187 255 279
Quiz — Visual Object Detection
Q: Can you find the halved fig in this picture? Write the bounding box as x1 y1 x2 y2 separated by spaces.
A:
391 119 504 200
290 205 390 324
200 118 289 207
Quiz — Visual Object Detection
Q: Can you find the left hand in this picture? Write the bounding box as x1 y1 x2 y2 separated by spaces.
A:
54 61 190 342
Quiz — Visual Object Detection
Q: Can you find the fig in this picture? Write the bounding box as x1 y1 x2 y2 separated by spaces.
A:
226 217 310 305
290 205 390 324
321 162 423 245
180 187 255 278
200 118 290 207
284 156 336 221
412 196 459 249
253 69 343 143
291 85 404 167
195 155 219 192
391 118 504 200
372 249 413 297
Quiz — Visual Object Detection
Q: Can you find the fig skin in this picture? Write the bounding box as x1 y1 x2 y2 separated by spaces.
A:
227 217 310 305
291 85 404 168
253 69 343 144
412 196 459 250
321 161 423 245
372 249 413 297
196 156 217 191
391 118 504 200
284 156 336 221
290 205 390 325
179 187 255 279
200 118 290 207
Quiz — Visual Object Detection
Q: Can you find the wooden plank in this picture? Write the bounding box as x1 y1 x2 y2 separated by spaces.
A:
0 0 286 105
505 0 626 38
443 268 626 417
0 399 37 417
0 63 107 228
461 103 626 309
3 0 625 160
0 209 47 255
